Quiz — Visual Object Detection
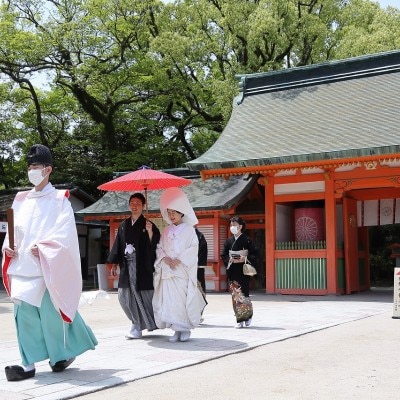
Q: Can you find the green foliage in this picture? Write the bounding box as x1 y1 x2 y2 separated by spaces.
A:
333 0 400 58
191 128 220 158
0 0 399 193
369 224 400 282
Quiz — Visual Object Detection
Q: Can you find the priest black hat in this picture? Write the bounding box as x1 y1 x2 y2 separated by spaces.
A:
27 144 53 166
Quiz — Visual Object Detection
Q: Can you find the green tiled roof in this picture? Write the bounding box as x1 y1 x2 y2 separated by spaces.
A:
76 175 256 217
187 50 400 171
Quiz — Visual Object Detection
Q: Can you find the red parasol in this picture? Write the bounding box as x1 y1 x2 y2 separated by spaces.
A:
98 165 192 214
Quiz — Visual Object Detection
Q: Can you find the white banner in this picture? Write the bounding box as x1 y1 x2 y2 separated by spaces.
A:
357 201 362 227
358 199 400 226
395 199 400 224
363 200 379 226
380 199 395 225
393 267 400 319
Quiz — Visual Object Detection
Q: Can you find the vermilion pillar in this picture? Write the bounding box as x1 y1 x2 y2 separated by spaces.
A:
343 196 359 294
265 176 276 293
325 177 338 294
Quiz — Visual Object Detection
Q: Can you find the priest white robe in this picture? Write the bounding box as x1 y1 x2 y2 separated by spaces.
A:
2 184 82 322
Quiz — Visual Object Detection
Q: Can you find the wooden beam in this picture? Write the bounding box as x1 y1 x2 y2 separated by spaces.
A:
199 153 400 180
347 187 400 200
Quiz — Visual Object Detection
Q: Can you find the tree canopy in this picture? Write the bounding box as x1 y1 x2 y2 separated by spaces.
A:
0 0 399 196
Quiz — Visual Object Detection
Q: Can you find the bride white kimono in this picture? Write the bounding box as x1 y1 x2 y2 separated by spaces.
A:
152 187 206 332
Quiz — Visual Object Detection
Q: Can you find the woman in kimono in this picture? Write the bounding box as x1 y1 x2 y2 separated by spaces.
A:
152 187 206 342
221 216 257 328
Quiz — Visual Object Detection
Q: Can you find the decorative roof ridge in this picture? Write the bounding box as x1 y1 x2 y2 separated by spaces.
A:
236 50 400 104
199 153 400 179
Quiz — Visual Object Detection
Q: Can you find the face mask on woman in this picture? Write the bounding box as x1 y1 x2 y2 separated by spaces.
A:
230 225 239 235
28 168 46 186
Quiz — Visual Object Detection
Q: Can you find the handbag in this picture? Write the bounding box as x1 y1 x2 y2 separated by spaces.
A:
243 257 257 276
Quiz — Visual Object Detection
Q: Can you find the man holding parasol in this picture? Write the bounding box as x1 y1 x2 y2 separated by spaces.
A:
107 192 161 339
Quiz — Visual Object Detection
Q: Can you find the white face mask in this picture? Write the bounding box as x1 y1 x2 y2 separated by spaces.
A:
28 168 46 186
230 225 239 235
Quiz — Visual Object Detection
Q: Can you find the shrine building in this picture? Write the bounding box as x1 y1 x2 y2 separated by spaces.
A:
186 49 400 295
79 50 400 295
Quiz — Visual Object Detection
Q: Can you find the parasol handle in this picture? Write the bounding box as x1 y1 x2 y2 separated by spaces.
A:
6 208 14 249
144 187 148 217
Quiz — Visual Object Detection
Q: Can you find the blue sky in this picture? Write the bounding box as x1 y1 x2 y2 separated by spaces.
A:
377 0 400 8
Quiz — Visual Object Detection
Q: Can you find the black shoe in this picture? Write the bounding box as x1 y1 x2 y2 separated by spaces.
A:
5 365 35 381
50 357 76 372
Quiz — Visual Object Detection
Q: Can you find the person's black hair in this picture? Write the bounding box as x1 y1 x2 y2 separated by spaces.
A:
230 215 246 230
129 193 145 205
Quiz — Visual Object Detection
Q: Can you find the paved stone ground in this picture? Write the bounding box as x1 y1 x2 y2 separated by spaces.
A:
0 288 395 400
